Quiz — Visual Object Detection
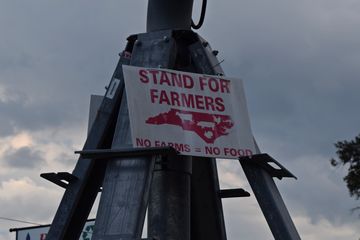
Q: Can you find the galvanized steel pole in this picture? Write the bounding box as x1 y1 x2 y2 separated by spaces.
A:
147 0 194 32
146 1 194 240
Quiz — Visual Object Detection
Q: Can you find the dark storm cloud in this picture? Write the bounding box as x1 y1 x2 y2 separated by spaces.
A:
0 1 146 136
203 0 360 157
0 92 83 137
201 0 360 233
3 147 45 169
277 156 360 226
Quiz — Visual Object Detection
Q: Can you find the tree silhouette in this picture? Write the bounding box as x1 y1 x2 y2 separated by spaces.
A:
331 134 360 212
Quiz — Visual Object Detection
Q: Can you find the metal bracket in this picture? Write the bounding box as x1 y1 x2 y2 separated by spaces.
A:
40 172 78 189
239 154 297 180
219 188 250 198
75 147 179 159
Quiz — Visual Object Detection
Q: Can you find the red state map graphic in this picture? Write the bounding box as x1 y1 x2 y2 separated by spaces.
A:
145 108 234 144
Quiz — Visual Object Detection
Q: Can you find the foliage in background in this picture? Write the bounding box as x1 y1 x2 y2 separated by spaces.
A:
331 134 360 212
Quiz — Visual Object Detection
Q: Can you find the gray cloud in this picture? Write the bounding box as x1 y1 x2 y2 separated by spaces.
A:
279 156 359 223
53 152 78 167
0 1 146 137
0 93 82 137
201 1 360 160
203 0 360 236
3 147 45 169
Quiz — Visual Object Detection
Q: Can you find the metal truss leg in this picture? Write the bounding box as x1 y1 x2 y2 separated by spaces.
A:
45 49 131 240
240 154 301 240
92 79 153 240
93 30 192 240
92 155 157 240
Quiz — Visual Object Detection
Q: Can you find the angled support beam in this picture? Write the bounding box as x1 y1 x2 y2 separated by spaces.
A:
46 46 133 240
239 153 301 240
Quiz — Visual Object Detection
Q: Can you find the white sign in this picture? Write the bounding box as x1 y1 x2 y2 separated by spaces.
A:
15 220 95 240
122 65 256 159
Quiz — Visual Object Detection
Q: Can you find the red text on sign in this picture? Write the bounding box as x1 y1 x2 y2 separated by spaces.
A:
224 147 253 157
139 69 194 89
199 77 231 93
155 140 191 152
150 89 225 112
205 146 221 155
136 138 152 147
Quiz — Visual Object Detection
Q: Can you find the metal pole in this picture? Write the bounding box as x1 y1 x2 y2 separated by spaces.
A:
239 143 301 240
240 164 301 240
129 30 192 240
147 0 194 32
145 2 195 238
148 157 192 240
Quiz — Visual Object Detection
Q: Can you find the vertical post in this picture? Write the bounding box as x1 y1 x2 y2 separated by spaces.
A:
143 3 195 237
129 30 192 240
147 0 194 32
148 157 192 240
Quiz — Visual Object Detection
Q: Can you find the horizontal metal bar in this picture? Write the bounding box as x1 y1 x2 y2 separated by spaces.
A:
239 154 297 180
75 147 179 159
9 219 96 232
219 188 250 198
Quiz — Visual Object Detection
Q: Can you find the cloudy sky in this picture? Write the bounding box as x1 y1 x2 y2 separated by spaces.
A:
1 0 360 239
